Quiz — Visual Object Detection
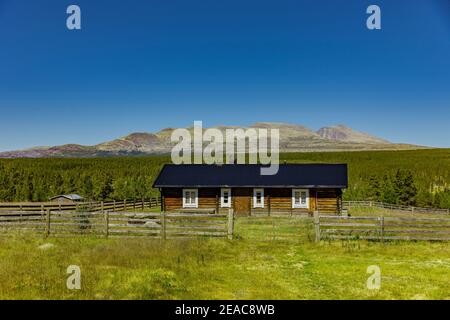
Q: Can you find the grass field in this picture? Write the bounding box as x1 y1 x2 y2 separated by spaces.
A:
1 224 449 300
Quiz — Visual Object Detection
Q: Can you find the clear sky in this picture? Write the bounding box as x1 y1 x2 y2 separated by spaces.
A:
0 0 449 151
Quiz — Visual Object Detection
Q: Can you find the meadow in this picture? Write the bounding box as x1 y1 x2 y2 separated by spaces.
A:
0 217 449 300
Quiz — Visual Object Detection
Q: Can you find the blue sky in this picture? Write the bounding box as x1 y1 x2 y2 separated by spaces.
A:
0 0 449 151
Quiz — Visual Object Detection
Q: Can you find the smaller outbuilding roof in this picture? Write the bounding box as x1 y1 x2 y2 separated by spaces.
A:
153 164 348 188
49 194 84 201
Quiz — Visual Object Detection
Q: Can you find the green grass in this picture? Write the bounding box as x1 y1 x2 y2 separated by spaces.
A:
235 216 316 242
348 206 449 219
131 206 161 213
0 232 449 300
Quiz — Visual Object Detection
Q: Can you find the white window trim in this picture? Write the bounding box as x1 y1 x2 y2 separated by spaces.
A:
220 188 232 208
292 189 309 209
253 188 264 208
182 188 198 208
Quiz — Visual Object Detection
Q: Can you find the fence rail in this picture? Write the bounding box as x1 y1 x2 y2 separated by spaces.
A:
0 197 161 213
343 200 449 214
317 213 450 242
2 207 450 242
0 208 232 239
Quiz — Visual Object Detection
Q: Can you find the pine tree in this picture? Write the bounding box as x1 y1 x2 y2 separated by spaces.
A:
380 174 397 204
394 169 417 206
402 170 417 205
368 175 381 200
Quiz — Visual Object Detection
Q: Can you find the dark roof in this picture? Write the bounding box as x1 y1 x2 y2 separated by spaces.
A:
49 194 84 201
153 164 348 188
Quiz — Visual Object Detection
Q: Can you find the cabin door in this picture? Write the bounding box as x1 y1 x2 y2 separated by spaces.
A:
233 188 251 215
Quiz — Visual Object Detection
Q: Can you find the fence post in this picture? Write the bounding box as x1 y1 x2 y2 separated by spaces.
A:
314 210 320 243
46 209 51 237
215 194 219 214
142 198 145 210
113 200 116 212
124 199 127 211
342 208 348 217
104 210 109 238
161 211 166 240
379 215 385 244
227 208 234 240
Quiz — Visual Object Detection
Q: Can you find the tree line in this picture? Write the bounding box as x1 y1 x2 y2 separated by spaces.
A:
283 149 450 209
367 169 417 206
0 149 449 208
0 157 167 202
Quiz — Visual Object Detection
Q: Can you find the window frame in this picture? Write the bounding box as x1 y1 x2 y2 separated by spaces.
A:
182 188 198 208
220 188 232 208
292 188 309 209
253 188 265 208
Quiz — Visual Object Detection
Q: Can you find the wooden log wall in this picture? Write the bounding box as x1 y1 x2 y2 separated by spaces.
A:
162 187 342 215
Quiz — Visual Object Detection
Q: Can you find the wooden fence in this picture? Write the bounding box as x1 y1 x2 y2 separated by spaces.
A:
0 197 161 213
0 209 233 240
2 207 450 242
343 200 449 215
316 213 450 241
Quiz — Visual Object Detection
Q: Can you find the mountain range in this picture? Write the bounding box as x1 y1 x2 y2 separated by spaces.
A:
0 123 426 158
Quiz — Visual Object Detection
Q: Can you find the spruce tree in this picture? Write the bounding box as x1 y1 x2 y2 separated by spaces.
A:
368 175 381 201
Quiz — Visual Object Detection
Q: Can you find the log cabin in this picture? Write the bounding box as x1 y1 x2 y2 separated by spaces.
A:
153 164 348 215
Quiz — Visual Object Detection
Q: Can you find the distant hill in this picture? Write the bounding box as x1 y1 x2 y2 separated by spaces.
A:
0 122 428 158
317 125 390 144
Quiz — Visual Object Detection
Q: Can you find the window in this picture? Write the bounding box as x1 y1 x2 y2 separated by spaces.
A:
253 188 264 208
182 189 198 208
220 188 231 208
292 189 309 209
